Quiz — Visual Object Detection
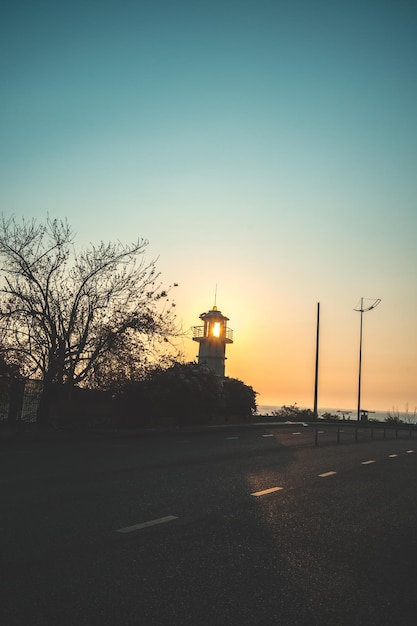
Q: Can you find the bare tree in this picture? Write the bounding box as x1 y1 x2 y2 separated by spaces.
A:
86 324 182 393
0 216 177 422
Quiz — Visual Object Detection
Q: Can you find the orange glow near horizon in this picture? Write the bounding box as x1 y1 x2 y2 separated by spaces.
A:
180 291 417 416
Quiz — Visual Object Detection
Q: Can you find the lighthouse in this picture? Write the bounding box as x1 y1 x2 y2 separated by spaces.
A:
192 305 233 377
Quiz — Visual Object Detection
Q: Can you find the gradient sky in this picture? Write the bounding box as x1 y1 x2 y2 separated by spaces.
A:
1 0 416 413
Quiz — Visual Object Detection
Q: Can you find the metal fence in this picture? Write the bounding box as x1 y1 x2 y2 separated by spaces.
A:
314 424 417 446
0 376 10 421
0 376 43 424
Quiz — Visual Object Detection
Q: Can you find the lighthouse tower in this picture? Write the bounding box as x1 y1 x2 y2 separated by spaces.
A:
192 305 233 377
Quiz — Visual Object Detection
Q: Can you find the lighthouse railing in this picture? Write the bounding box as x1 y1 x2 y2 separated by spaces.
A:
225 327 233 341
192 326 233 341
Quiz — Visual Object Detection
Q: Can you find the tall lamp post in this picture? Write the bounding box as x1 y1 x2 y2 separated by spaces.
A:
313 302 320 418
354 297 381 421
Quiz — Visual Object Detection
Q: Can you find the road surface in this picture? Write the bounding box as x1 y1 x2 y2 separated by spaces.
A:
1 424 416 625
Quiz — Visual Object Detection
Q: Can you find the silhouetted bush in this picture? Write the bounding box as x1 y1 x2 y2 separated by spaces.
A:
47 385 115 427
117 362 257 428
271 404 315 421
321 411 340 421
218 377 257 421
385 414 403 425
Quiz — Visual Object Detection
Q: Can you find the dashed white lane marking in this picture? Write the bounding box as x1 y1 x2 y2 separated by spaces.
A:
406 450 415 454
262 434 274 438
292 432 301 435
319 471 337 478
388 454 398 458
225 436 239 440
318 430 325 434
251 487 283 497
116 515 178 533
361 460 375 465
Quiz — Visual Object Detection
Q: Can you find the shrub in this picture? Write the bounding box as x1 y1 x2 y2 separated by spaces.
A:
117 362 257 427
271 404 314 421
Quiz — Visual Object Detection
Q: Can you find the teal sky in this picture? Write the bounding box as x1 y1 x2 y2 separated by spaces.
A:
1 0 417 412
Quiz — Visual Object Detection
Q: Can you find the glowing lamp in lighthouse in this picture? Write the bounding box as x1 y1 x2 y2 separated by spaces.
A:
192 305 233 377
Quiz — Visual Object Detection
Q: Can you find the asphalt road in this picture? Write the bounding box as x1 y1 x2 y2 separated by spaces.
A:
1 424 417 625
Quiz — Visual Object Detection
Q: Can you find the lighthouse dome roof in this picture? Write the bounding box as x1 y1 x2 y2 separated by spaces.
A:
199 306 229 321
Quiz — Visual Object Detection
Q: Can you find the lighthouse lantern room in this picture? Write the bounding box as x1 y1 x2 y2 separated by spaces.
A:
192 305 233 377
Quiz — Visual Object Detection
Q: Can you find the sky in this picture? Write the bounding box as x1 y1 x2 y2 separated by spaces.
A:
1 0 416 413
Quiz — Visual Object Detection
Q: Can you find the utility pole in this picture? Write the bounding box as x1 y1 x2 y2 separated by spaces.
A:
313 302 320 418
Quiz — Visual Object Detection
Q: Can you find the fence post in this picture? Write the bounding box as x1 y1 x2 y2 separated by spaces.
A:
7 378 25 426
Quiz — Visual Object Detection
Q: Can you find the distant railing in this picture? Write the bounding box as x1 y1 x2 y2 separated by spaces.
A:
313 424 417 446
256 419 417 448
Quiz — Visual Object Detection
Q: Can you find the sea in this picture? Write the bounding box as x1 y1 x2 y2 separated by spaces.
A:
256 405 409 424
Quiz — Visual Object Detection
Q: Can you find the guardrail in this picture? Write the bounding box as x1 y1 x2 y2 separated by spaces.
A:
314 424 417 446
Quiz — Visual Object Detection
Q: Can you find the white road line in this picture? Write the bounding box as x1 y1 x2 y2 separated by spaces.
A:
318 430 325 434
116 515 178 534
262 434 274 438
319 471 337 478
406 450 415 454
251 487 283 497
361 460 375 465
292 432 301 435
388 454 398 458
225 436 239 440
